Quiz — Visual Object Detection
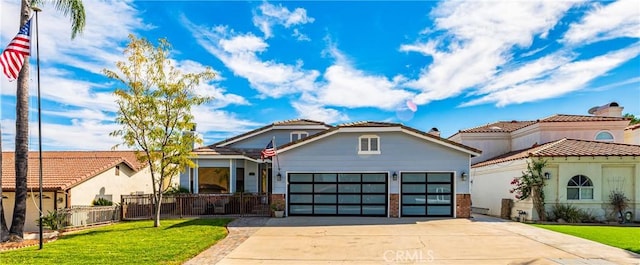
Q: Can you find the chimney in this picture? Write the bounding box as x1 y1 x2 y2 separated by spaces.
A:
588 102 623 117
428 127 441 137
183 123 201 149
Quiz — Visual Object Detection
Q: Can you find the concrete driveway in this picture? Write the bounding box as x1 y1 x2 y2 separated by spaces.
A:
210 215 639 265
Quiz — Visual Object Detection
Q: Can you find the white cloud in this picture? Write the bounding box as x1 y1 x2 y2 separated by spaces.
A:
462 43 640 107
192 106 260 140
185 21 320 98
291 102 348 124
563 0 640 45
1 118 121 151
252 2 314 39
401 1 579 105
0 1 258 150
292 29 310 42
310 46 413 110
476 52 574 95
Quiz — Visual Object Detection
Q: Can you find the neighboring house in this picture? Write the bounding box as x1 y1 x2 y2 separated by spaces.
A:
182 119 481 218
1 151 151 231
449 102 639 221
624 123 640 145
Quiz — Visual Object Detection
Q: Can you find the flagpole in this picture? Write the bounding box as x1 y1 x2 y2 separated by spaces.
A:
32 6 43 250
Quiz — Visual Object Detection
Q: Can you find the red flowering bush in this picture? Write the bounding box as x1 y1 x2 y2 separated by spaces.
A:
509 158 547 220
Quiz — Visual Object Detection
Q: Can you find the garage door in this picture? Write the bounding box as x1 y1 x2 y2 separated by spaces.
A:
288 173 388 216
401 172 453 217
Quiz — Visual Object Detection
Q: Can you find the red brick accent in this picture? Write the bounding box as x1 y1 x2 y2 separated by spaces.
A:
456 194 471 218
270 194 285 216
389 194 399 218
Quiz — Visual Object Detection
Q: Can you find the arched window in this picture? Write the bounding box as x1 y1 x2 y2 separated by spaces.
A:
595 131 614 142
567 175 593 200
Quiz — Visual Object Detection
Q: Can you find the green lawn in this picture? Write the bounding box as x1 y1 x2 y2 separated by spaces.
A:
0 218 232 265
533 224 640 254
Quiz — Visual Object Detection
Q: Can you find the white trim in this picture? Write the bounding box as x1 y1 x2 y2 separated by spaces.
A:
339 127 401 132
387 171 391 218
274 125 328 130
401 128 481 157
290 131 309 142
278 127 480 157
217 128 272 147
217 125 329 147
595 130 615 142
194 160 200 194
398 171 402 218
192 155 263 163
278 129 341 153
358 134 381 155
229 159 234 193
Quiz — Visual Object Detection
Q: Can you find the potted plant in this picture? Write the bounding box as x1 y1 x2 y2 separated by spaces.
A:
270 200 285 218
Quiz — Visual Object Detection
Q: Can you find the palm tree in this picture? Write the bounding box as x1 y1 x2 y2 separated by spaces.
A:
4 0 85 242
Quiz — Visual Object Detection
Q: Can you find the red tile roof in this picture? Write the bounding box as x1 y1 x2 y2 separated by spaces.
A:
539 114 629 122
457 121 536 133
1 151 145 191
472 139 640 168
454 114 630 136
626 123 640 131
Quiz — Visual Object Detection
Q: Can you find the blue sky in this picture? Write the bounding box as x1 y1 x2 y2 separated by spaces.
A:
0 0 639 150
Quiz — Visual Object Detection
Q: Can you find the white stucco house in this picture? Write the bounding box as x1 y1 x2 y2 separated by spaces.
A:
449 102 640 221
1 151 152 231
181 119 481 218
625 123 640 145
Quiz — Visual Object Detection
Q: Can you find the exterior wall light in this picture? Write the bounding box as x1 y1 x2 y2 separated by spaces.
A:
544 172 551 180
277 172 282 181
392 172 398 181
461 172 467 181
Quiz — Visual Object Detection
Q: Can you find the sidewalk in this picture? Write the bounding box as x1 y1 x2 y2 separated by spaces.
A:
183 217 269 265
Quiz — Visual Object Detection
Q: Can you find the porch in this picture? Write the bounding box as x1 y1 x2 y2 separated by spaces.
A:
121 193 271 220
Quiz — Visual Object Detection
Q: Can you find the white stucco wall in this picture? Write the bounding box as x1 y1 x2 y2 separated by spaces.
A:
450 133 511 164
473 157 639 222
3 191 63 232
511 122 628 151
70 163 153 206
470 160 527 217
624 128 640 145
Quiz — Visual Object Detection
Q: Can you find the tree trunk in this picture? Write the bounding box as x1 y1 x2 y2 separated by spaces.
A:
531 186 546 221
154 192 162 227
9 0 32 241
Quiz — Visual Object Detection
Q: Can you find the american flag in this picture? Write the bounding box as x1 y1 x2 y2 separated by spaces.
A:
261 139 276 159
1 18 32 81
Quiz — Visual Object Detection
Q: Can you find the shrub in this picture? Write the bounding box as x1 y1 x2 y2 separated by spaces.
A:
609 190 629 223
270 200 285 211
164 186 191 195
39 210 69 230
92 198 114 206
548 204 595 223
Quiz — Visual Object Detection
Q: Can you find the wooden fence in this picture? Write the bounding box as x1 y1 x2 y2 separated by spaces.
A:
121 193 271 220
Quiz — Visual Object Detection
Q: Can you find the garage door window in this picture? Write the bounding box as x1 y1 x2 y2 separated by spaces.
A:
288 172 388 216
401 172 453 217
